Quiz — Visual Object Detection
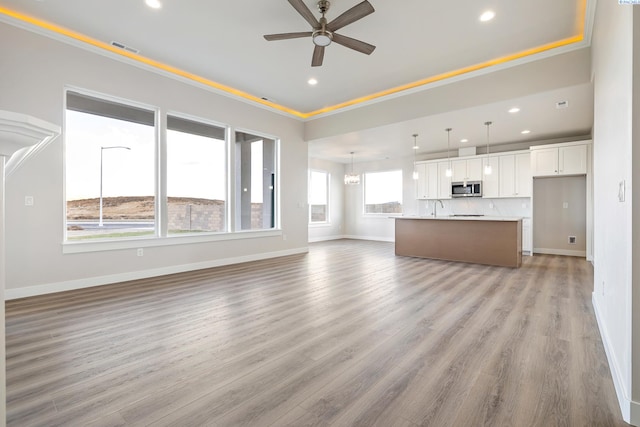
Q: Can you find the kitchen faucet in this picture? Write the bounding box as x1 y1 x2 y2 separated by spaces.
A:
432 199 444 217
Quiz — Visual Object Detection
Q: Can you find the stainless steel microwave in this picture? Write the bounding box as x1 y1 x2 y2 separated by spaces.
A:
451 181 482 198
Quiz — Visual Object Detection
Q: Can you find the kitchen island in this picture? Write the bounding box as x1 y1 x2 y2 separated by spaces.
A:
395 216 522 268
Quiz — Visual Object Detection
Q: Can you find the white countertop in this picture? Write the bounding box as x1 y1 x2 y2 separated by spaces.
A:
395 215 523 222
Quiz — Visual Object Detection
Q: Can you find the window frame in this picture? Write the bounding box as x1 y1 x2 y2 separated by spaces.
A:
233 128 281 233
308 169 330 225
362 169 404 217
63 87 159 243
62 87 282 254
165 111 229 236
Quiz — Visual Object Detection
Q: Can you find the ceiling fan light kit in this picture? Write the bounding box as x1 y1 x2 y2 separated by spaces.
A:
264 0 376 67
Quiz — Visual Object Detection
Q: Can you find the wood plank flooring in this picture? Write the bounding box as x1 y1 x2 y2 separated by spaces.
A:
5 239 627 426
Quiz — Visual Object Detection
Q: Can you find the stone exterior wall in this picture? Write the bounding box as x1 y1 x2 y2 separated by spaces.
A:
167 201 226 232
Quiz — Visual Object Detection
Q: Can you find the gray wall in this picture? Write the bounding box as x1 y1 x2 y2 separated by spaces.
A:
533 176 586 255
0 22 308 296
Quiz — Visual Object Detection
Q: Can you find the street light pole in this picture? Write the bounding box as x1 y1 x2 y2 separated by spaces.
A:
99 145 131 227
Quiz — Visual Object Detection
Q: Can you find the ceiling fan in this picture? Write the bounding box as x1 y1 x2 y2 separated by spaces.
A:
264 0 376 67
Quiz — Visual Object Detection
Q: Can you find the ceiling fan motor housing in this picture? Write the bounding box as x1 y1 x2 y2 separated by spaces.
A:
317 0 330 15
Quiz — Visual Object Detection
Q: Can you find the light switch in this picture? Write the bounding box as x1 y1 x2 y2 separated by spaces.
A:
562 202 568 209
619 180 626 202
25 196 34 206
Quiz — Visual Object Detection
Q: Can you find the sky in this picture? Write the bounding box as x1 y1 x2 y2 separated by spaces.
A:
66 111 264 203
364 170 403 204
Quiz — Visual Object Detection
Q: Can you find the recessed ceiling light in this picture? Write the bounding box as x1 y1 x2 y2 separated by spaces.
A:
480 10 495 22
145 0 162 9
308 78 318 86
508 107 520 113
521 130 531 134
460 139 469 143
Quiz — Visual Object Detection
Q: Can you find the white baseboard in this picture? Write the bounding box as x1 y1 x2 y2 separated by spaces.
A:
5 247 309 300
342 234 395 243
533 247 587 257
308 235 346 243
592 293 640 425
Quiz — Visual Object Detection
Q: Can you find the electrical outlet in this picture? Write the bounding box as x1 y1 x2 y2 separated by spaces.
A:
489 202 494 209
563 202 569 209
137 248 144 257
25 196 34 206
568 236 576 244
282 234 287 241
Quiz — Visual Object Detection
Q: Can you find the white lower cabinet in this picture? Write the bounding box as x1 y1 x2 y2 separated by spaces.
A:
522 218 532 254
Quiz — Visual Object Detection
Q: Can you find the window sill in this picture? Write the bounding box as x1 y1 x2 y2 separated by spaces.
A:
363 213 403 218
308 222 331 228
62 229 282 254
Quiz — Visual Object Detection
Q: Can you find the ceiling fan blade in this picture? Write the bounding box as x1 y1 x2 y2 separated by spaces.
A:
332 33 376 55
264 32 313 41
327 0 375 32
288 0 320 28
312 45 325 67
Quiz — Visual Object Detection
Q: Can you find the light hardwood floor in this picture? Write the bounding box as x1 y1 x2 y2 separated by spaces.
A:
6 240 627 426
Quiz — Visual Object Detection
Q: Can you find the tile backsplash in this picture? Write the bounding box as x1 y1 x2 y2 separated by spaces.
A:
417 197 531 218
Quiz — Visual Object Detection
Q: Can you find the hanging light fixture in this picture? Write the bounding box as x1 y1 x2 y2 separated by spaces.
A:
484 121 493 175
412 134 419 180
445 128 453 177
344 151 361 185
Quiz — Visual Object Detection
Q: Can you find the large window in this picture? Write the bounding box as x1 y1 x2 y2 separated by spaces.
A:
364 170 403 214
65 91 156 240
309 170 329 223
235 131 277 230
167 115 227 234
64 89 280 247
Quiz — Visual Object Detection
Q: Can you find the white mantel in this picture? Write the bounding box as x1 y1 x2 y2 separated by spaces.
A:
0 110 60 178
0 110 60 427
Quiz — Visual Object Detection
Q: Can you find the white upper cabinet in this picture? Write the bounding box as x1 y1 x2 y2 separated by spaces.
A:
415 163 427 199
499 152 531 198
530 142 589 177
415 162 439 200
452 158 482 182
437 161 452 199
482 157 500 198
559 144 588 175
514 152 532 197
530 148 558 176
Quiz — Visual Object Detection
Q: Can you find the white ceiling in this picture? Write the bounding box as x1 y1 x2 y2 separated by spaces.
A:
0 0 594 162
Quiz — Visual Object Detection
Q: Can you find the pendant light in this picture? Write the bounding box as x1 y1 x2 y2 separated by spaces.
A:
412 134 419 180
445 128 453 177
484 121 493 175
344 151 360 185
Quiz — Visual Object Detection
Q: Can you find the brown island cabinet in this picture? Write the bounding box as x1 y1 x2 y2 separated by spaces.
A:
394 216 523 268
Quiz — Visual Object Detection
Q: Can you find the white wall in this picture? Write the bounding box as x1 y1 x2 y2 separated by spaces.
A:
0 22 308 297
308 157 344 242
342 156 417 242
591 1 636 423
